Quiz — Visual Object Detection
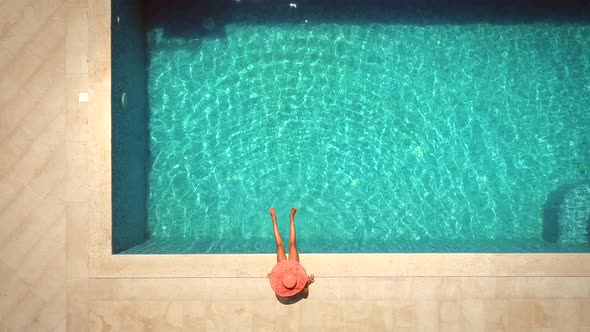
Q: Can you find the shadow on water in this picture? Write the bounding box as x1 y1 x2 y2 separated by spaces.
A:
543 181 590 243
141 0 590 40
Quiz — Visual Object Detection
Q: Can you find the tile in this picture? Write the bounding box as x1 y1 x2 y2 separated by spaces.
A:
507 301 533 331
0 187 64 269
439 301 464 332
275 299 302 331
25 12 65 61
531 301 560 329
389 278 414 300
3 5 45 39
343 301 370 330
391 302 417 328
65 73 90 142
86 79 109 168
86 134 109 194
31 256 65 303
300 300 345 330
1 28 32 57
0 48 42 104
251 300 276 329
460 300 484 331
78 91 88 102
343 300 412 331
0 271 29 320
5 88 65 174
0 43 13 72
86 187 111 271
206 301 253 331
53 318 67 332
0 152 65 248
460 277 497 299
313 277 359 300
411 277 461 300
496 277 590 300
88 301 115 332
555 300 581 331
87 278 160 301
494 254 590 276
65 141 89 202
21 38 65 99
66 202 89 278
358 277 399 300
370 301 397 331
66 279 89 329
89 301 146 332
0 0 29 25
87 12 108 80
581 300 590 327
88 0 110 17
484 300 509 331
439 301 462 324
111 302 142 332
27 146 66 201
67 0 88 8
88 249 590 279
0 142 23 187
0 88 41 144
416 301 438 332
0 141 24 179
1 290 46 331
87 278 276 302
181 301 208 331
31 0 65 20
0 262 63 330
35 290 66 331
50 2 67 25
135 301 183 332
6 82 65 155
15 212 65 285
303 254 492 277
0 16 9 38
0 186 45 245
0 260 14 285
205 276 274 301
65 6 88 73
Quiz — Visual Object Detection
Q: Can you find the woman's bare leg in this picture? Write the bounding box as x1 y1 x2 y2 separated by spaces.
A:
288 207 299 262
270 208 287 262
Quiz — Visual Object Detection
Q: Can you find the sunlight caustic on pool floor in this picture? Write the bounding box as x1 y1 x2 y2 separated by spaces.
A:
141 21 590 253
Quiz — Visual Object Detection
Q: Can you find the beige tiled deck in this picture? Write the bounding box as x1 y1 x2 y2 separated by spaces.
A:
1 0 590 330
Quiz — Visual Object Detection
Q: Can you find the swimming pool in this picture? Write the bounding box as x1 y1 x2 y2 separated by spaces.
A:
112 0 590 254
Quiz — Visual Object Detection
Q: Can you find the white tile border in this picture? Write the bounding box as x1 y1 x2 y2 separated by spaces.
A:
78 91 89 102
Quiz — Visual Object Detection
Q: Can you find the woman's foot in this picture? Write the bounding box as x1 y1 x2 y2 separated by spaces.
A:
290 207 297 217
269 208 276 219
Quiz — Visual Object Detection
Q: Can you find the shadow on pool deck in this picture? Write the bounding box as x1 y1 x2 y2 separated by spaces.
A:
139 0 590 40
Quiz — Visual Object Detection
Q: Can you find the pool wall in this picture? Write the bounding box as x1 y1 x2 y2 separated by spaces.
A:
111 0 149 253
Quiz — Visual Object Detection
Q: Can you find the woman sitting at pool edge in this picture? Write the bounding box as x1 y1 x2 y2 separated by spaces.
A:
267 207 315 303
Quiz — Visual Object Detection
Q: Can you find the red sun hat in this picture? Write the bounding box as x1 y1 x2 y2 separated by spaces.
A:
269 260 307 297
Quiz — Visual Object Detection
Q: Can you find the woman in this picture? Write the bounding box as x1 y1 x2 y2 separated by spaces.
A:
267 207 315 302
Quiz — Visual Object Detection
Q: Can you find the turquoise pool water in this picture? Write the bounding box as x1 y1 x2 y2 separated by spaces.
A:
138 8 590 253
